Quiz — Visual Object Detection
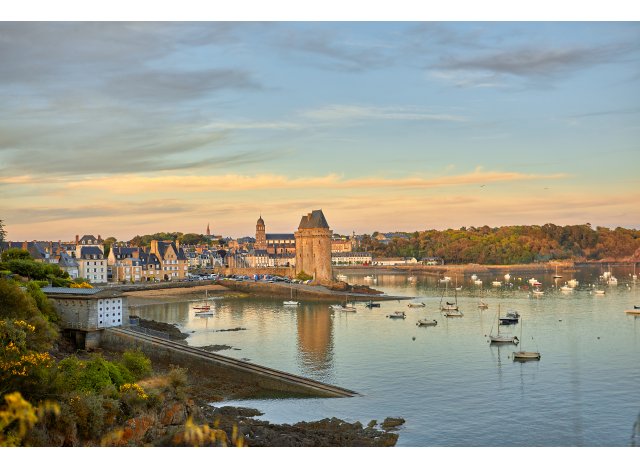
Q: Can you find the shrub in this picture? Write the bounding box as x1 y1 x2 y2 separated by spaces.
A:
120 350 152 380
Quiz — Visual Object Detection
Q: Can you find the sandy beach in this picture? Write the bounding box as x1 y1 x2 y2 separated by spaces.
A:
123 283 228 298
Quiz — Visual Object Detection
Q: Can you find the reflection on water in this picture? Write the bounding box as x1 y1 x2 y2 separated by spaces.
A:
296 306 334 379
134 266 640 446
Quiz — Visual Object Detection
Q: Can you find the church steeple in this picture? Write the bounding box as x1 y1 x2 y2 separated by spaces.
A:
255 215 266 250
206 223 211 236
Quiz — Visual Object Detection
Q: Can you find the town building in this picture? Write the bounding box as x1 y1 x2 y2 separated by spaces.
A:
331 251 373 265
75 235 107 283
331 236 354 253
42 287 129 349
149 240 188 280
108 246 143 283
58 252 80 279
373 257 419 266
254 216 296 255
295 209 332 282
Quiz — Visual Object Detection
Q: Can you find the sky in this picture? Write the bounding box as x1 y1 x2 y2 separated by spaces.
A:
1 18 639 241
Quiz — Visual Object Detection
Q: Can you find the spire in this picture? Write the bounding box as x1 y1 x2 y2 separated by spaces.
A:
206 223 210 236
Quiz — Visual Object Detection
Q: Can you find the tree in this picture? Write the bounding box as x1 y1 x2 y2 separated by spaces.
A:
103 237 117 258
1 248 32 262
0 220 6 244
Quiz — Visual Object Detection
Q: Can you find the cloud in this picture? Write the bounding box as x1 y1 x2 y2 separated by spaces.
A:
302 104 467 123
60 169 568 194
272 25 398 72
104 68 261 104
439 44 624 79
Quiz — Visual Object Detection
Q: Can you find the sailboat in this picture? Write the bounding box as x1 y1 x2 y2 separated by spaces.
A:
477 287 489 309
193 289 212 312
489 305 519 344
553 264 562 279
440 280 459 312
283 284 300 306
513 318 541 360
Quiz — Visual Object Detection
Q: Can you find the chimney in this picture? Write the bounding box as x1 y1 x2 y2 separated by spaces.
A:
150 240 159 255
98 234 102 242
176 240 180 251
75 234 79 244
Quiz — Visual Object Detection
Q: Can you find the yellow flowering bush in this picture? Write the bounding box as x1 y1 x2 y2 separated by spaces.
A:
0 391 59 447
119 383 149 400
70 281 94 289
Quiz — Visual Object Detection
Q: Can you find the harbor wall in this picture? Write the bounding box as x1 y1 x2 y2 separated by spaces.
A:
100 328 355 398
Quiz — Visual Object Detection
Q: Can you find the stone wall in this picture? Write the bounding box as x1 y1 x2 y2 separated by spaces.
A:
295 227 332 282
216 266 295 278
101 328 354 398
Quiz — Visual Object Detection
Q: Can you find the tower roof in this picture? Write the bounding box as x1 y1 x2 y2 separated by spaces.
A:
298 209 330 229
257 215 264 226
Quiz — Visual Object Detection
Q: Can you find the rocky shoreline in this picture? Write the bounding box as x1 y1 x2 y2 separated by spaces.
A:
117 318 404 446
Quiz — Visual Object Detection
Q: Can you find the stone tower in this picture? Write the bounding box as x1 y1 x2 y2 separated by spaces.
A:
255 215 266 251
295 209 332 283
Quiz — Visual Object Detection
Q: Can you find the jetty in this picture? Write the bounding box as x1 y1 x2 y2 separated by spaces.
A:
102 327 358 398
217 279 410 302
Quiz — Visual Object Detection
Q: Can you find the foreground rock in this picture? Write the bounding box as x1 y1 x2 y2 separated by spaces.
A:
205 406 401 447
136 318 188 341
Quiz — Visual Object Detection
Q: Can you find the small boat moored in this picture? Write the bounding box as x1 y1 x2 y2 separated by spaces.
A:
408 301 426 308
416 319 437 327
625 307 640 315
387 311 406 319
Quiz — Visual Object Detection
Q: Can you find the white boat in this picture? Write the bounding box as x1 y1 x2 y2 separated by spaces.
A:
364 275 374 281
553 265 562 279
532 289 544 296
440 280 459 312
528 277 540 286
471 274 478 281
567 279 579 288
513 319 541 361
407 276 416 282
336 274 347 281
608 276 618 286
594 289 605 295
330 304 356 312
416 319 437 327
504 273 511 282
489 305 519 344
387 311 406 319
193 289 212 311
560 284 574 292
625 306 640 315
194 311 214 317
474 279 483 285
439 276 451 283
284 285 300 306
444 310 464 317
408 301 426 308
492 280 502 287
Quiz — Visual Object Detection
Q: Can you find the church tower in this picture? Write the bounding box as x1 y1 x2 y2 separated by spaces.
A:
255 215 267 251
206 223 211 237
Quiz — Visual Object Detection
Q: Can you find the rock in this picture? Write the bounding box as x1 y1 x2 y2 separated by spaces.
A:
367 420 377 428
381 417 405 430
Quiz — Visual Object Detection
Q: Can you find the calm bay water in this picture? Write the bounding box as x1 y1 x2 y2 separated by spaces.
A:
132 267 640 446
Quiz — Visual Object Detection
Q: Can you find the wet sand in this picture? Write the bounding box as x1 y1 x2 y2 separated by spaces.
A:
123 284 228 298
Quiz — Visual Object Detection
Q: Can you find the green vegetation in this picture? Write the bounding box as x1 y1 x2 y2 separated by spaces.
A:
128 232 217 248
295 271 313 281
362 224 640 265
0 250 71 287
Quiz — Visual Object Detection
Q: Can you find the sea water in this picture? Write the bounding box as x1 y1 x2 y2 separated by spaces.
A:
132 267 640 446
